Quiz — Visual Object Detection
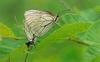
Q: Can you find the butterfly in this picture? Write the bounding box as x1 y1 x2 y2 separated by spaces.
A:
24 10 59 47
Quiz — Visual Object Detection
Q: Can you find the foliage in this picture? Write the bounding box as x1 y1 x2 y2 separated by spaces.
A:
0 0 100 62
0 22 16 39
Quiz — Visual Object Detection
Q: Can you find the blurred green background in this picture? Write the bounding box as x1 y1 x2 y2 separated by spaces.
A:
0 0 100 62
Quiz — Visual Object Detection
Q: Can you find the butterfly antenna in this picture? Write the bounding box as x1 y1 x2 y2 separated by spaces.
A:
54 14 62 27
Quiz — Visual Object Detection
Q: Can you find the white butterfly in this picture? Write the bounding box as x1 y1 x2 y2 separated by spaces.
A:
24 10 58 47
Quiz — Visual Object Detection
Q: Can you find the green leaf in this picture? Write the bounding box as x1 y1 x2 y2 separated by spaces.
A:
91 54 100 62
1 22 92 62
0 36 2 41
0 22 16 39
25 22 92 62
79 20 100 62
41 22 91 43
80 9 100 22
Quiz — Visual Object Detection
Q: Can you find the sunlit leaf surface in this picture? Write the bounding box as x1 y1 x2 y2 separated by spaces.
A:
0 0 100 62
0 22 16 39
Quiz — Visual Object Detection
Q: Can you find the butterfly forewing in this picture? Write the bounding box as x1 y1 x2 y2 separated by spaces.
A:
24 10 56 43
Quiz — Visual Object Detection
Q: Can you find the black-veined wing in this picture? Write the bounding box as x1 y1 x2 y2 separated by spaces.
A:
24 10 57 46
